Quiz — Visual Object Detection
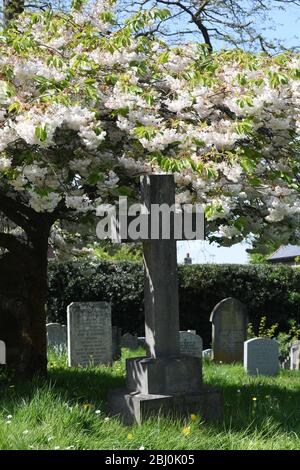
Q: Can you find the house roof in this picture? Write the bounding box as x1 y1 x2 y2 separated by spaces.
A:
267 245 300 262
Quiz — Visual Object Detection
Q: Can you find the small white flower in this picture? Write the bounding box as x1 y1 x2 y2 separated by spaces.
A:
54 446 60 450
47 436 54 442
6 420 12 425
66 445 75 449
104 417 110 422
23 429 29 435
7 415 12 419
139 446 145 450
95 410 101 415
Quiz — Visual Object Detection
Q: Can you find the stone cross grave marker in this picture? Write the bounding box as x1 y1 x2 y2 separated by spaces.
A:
290 340 300 370
179 331 203 358
109 174 222 424
244 338 279 376
47 323 67 349
67 302 112 367
210 297 248 363
0 340 5 364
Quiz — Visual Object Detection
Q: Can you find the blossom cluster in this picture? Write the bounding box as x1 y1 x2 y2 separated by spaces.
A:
0 2 299 245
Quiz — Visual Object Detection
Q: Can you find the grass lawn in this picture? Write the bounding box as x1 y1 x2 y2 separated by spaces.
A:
0 348 299 450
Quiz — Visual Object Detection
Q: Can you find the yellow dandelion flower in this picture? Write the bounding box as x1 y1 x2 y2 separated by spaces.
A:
127 433 134 440
83 403 93 410
190 414 198 422
182 426 191 436
252 397 257 401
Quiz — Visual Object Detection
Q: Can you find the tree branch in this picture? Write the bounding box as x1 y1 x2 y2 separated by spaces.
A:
0 231 28 252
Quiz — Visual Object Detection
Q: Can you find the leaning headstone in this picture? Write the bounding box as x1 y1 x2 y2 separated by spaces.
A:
244 338 279 376
47 323 67 349
0 340 5 364
290 341 300 370
112 326 122 360
67 302 112 367
210 297 248 363
120 333 139 350
179 331 203 358
202 349 212 359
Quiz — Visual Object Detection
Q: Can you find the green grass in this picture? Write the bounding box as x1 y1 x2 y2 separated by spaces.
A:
0 349 300 450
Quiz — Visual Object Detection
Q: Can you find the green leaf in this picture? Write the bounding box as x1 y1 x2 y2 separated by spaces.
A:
134 126 156 140
8 101 22 114
35 126 48 143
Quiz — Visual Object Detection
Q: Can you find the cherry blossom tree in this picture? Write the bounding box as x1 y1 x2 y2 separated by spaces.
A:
0 0 299 377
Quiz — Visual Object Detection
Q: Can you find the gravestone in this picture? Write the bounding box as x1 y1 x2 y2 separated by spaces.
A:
67 302 112 367
187 329 196 335
210 297 248 363
109 174 222 424
290 341 300 370
120 333 139 350
282 357 290 370
179 331 202 358
203 349 212 359
138 336 146 348
47 323 67 349
112 326 122 360
244 338 279 376
0 340 5 364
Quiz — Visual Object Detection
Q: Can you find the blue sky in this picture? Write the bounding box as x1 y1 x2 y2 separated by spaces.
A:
178 6 299 265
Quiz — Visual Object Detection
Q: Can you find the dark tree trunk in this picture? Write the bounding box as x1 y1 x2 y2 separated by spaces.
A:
0 218 51 379
3 0 25 24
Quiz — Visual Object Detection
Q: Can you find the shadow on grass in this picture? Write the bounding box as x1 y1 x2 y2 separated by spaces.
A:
1 357 300 437
0 362 125 415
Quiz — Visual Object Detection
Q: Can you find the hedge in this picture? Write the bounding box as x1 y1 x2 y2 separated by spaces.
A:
47 261 300 348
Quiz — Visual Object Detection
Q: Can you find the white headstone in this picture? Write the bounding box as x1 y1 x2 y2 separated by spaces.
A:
0 340 5 364
244 338 279 376
67 302 112 367
290 341 300 370
47 323 67 349
202 349 212 359
179 331 203 358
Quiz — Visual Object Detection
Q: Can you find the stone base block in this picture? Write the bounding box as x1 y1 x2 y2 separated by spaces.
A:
126 356 202 394
108 386 223 425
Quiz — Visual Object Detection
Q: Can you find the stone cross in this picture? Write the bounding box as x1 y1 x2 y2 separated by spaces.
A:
142 175 180 359
119 174 203 359
109 174 222 424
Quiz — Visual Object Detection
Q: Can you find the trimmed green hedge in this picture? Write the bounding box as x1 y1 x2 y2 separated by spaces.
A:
47 261 300 347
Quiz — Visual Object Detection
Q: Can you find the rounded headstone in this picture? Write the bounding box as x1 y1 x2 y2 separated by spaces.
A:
244 338 279 376
120 333 139 350
202 349 212 359
179 331 203 358
210 297 248 363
